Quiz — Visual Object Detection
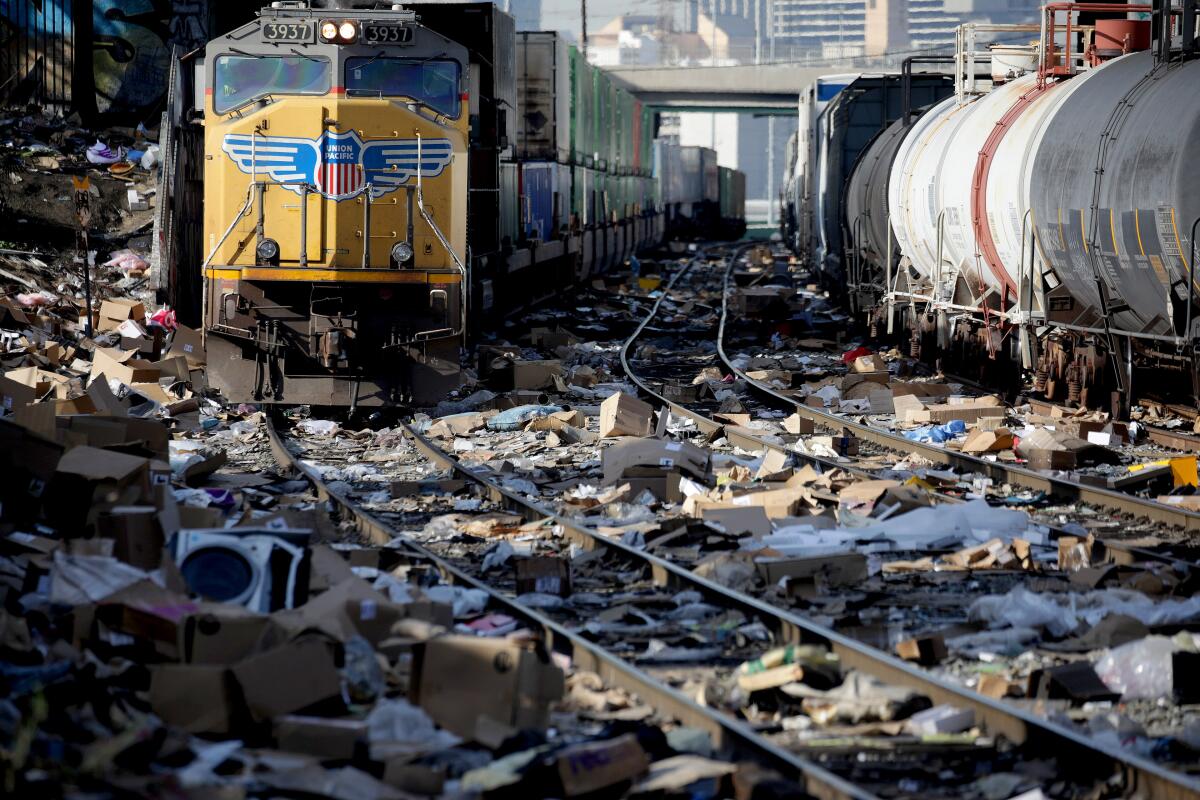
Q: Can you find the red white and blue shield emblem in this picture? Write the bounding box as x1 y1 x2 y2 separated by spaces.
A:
315 130 365 200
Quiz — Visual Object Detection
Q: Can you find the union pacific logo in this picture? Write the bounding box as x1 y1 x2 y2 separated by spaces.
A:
221 130 452 201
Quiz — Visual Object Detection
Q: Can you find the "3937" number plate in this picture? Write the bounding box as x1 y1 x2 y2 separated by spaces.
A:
361 22 414 45
263 21 314 42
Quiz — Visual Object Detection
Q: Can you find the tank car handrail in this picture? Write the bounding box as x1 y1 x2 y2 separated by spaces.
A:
1039 3 1153 85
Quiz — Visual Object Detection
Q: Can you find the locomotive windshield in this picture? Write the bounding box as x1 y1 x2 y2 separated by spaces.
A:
213 55 330 113
345 58 461 118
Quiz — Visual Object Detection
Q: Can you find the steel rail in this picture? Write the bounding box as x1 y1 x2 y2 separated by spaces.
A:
714 260 1200 533
263 413 879 800
616 246 1200 799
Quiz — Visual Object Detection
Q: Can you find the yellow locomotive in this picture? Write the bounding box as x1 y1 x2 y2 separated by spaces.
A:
154 1 747 408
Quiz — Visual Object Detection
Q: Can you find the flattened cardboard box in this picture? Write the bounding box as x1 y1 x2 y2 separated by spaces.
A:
557 733 649 796
411 635 564 738
232 635 342 722
755 552 868 585
701 506 772 539
602 437 708 484
166 324 206 366
274 715 367 759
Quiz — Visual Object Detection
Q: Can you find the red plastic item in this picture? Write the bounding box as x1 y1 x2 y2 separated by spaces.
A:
842 346 872 364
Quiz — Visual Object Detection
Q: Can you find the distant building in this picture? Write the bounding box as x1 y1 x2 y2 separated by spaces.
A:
587 13 730 66
505 0 541 31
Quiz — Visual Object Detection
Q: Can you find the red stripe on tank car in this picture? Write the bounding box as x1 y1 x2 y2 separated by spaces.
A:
971 82 1061 306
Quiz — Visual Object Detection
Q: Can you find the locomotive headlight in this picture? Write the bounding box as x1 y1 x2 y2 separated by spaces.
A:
391 241 414 265
319 21 338 40
338 20 358 41
256 238 280 264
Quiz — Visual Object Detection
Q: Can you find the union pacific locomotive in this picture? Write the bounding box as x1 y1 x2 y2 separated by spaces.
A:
782 0 1200 413
154 1 745 407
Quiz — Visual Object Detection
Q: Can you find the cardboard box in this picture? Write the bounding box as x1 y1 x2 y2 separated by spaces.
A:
701 506 772 539
599 392 654 438
232 635 342 722
0 374 36 413
556 733 649 796
895 634 947 665
96 505 163 569
909 396 1005 424
754 552 868 586
90 347 161 386
620 469 683 503
512 360 563 390
149 664 236 734
692 487 807 519
602 437 708 484
166 324 206 366
274 715 367 759
97 298 146 332
410 635 564 738
782 413 814 435
960 427 1014 454
0 419 63 524
851 354 888 373
183 604 271 664
515 556 572 597
47 446 151 530
56 416 170 460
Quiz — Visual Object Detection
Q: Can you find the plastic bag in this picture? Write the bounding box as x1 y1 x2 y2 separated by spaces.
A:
1095 636 1179 699
341 635 385 705
103 249 149 274
15 291 56 307
904 419 967 444
486 403 562 431
151 307 178 331
295 418 340 436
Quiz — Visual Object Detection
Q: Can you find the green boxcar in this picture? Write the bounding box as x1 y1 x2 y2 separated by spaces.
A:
570 46 594 167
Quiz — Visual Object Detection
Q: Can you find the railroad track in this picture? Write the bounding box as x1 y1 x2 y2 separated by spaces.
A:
613 243 1200 797
264 412 879 800
711 251 1200 535
266 243 1199 798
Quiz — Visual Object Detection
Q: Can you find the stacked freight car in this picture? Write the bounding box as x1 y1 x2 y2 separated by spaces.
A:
654 142 746 240
511 31 661 276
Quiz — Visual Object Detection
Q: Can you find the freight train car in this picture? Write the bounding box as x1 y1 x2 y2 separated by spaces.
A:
154 0 745 408
786 0 1200 412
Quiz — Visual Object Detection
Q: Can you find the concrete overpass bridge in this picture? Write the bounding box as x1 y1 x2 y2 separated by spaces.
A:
606 63 845 114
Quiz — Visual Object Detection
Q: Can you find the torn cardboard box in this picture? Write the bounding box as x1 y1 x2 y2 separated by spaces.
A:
410 635 564 738
599 392 654 438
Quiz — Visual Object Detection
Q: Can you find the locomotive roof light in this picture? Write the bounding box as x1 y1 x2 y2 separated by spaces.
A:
319 21 338 41
338 21 358 42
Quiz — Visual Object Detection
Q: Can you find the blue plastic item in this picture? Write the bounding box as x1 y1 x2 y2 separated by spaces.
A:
486 404 563 432
904 419 966 444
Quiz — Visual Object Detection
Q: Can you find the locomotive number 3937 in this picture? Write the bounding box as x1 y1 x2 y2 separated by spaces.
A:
362 23 414 45
262 21 313 42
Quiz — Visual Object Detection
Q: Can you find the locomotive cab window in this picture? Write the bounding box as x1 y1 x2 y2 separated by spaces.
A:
345 58 461 118
213 55 330 114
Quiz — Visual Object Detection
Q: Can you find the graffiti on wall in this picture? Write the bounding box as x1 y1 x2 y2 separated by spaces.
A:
93 0 209 116
0 0 210 120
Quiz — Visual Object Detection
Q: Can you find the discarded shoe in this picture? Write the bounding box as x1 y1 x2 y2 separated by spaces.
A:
86 140 126 165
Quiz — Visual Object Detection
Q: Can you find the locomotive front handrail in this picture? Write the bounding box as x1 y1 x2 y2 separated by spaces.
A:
413 131 467 342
